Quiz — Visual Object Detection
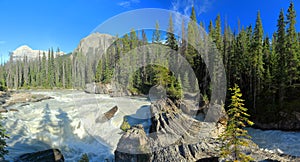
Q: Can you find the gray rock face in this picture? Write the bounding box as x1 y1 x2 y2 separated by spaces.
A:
84 82 113 94
74 33 114 58
149 98 220 146
204 103 227 123
114 99 300 162
84 82 132 97
115 125 151 162
72 33 115 87
16 149 64 162
115 99 226 161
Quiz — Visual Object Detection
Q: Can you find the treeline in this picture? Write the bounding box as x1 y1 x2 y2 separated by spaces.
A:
95 2 300 121
1 2 300 121
0 49 73 89
94 25 187 100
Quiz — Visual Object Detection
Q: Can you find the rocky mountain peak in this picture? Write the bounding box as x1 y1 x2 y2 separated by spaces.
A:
10 45 65 61
74 32 114 57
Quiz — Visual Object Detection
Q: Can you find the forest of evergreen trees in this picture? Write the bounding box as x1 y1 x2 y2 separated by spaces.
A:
1 2 300 123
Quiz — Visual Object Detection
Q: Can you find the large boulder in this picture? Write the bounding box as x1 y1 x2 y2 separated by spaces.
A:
16 149 64 162
115 98 225 161
115 125 151 162
204 103 227 123
96 106 119 123
84 82 132 97
114 98 299 162
149 98 204 145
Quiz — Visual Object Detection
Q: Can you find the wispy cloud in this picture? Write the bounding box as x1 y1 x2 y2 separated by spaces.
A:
170 0 214 34
0 41 6 44
198 0 213 14
171 0 214 17
118 0 140 8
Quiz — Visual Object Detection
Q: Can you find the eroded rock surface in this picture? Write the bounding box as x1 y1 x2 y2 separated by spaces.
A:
115 98 300 162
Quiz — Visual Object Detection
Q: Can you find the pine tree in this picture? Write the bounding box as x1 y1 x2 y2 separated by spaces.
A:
152 21 161 44
276 9 287 109
129 29 138 50
50 48 55 87
252 11 264 112
42 52 48 87
166 14 178 51
286 2 299 85
122 34 130 53
262 36 272 92
214 14 222 51
186 6 198 67
95 59 102 82
219 84 254 162
208 20 215 39
180 18 187 65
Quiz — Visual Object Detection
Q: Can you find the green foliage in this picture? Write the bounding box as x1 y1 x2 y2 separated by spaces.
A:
78 153 89 162
186 6 198 67
152 65 183 100
286 2 299 84
166 14 178 51
152 21 161 43
251 11 264 112
214 14 222 51
202 94 209 104
0 79 7 91
120 118 131 132
219 84 254 162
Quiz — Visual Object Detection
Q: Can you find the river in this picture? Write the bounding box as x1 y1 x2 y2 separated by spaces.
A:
3 90 150 161
2 90 300 161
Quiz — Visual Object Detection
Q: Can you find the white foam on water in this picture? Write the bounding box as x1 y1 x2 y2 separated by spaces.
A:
247 128 300 156
2 90 150 161
5 90 299 161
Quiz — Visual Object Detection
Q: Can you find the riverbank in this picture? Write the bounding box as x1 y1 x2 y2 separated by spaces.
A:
0 90 54 113
1 89 300 161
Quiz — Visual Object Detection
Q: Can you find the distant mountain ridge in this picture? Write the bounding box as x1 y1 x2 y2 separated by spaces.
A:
10 45 65 61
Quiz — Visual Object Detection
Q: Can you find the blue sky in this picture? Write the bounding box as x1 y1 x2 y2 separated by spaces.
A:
0 0 299 62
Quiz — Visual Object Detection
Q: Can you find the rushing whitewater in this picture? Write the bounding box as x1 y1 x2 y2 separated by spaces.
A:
2 90 300 161
2 90 150 161
247 128 300 156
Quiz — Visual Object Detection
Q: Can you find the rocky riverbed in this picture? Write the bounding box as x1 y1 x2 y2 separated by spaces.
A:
1 90 300 161
0 90 53 112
